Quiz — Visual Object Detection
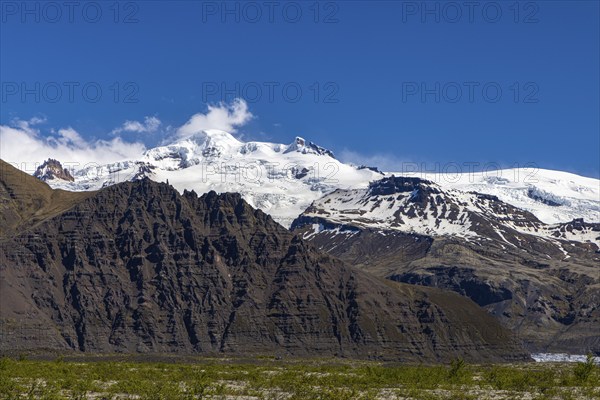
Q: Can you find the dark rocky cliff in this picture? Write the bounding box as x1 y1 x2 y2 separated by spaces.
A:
0 161 528 362
292 176 600 355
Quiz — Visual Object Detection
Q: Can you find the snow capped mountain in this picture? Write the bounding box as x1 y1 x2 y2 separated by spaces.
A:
30 131 599 228
293 176 600 247
48 161 148 191
290 179 600 356
392 168 599 224
39 130 381 227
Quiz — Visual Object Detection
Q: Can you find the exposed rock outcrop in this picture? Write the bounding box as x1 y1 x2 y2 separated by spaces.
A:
292 176 600 354
33 159 75 182
0 160 528 362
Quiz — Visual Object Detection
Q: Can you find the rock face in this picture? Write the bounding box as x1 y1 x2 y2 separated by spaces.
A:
0 160 528 362
292 176 600 354
33 159 75 182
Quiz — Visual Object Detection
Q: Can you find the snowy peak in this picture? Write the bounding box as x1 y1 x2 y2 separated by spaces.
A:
140 132 336 172
33 159 74 182
299 178 479 238
284 137 335 158
27 129 598 230
37 131 379 227
141 130 243 170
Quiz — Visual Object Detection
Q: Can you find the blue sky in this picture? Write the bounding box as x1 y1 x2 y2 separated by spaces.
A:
1 0 599 177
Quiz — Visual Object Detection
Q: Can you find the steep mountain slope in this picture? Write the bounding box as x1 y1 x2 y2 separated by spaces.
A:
0 161 528 362
292 176 600 354
0 160 93 238
26 130 598 227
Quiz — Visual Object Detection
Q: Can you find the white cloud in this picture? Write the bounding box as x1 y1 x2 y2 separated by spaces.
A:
0 99 253 171
10 115 46 134
48 127 88 148
112 116 161 135
0 119 146 168
175 99 253 138
11 117 46 132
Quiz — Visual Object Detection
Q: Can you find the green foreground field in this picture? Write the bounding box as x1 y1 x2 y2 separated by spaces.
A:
0 356 598 400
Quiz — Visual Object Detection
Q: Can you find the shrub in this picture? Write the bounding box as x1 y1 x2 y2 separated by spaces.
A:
573 354 597 382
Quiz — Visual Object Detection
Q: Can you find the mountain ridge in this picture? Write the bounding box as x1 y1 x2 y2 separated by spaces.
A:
0 160 528 362
18 130 599 227
291 176 600 354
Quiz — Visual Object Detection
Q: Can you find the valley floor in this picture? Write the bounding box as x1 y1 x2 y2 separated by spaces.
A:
1 356 598 400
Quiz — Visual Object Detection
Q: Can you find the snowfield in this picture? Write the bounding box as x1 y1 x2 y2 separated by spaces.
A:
299 177 600 247
399 168 600 224
27 129 600 227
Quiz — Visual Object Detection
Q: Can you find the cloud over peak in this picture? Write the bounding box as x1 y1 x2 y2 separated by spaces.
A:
0 118 147 168
0 99 253 169
176 98 253 139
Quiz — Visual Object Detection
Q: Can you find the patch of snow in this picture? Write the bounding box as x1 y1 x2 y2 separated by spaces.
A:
532 353 599 363
303 223 325 240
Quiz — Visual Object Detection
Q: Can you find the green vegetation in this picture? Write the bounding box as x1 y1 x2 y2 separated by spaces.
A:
0 355 598 399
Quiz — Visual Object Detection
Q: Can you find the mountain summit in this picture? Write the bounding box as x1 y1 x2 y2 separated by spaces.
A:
33 159 75 182
284 137 335 157
33 132 380 227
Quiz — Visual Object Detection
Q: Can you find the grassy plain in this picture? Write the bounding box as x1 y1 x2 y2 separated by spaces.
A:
0 355 598 399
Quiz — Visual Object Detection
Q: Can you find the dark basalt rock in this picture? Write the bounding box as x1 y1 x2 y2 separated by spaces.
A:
307 141 335 158
390 267 514 307
368 176 438 197
291 167 311 179
357 165 384 175
0 160 527 362
473 193 500 202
